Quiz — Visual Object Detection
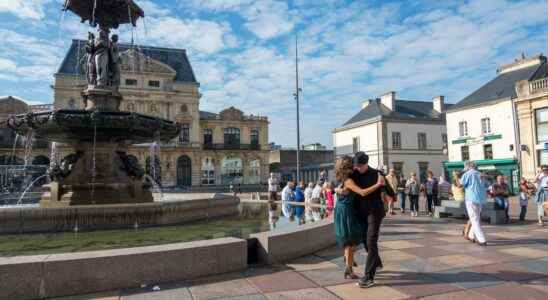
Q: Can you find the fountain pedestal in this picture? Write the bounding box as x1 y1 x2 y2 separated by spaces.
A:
83 87 122 111
40 142 152 207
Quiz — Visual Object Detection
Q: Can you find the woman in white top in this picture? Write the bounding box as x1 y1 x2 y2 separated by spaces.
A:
304 182 315 222
535 165 548 226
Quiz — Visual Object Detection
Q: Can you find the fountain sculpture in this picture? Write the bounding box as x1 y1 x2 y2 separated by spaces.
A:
7 0 180 207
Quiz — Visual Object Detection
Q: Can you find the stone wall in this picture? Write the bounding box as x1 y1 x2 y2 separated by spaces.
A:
0 237 247 300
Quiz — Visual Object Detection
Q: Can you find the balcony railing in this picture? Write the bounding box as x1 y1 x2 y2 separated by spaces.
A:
530 77 548 94
203 143 261 150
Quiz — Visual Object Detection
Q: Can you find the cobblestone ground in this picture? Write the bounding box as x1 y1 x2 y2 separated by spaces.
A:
51 197 548 300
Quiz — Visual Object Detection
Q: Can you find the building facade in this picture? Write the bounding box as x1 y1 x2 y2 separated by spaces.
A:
445 55 546 192
1 41 270 188
269 149 334 184
515 57 548 180
333 91 450 183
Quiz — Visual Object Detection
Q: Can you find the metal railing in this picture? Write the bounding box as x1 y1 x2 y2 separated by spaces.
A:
203 143 261 150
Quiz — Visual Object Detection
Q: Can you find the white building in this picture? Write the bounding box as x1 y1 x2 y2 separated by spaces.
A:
333 91 450 182
445 54 546 192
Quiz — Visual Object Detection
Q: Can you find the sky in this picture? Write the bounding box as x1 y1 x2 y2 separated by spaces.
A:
1 0 548 148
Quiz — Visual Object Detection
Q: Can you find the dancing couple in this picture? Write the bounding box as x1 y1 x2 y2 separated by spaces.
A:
334 152 388 288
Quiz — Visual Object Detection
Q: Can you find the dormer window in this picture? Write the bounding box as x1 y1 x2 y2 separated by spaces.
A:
148 80 160 88
125 79 138 86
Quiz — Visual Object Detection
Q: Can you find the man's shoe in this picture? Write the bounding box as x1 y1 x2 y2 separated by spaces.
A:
357 278 375 288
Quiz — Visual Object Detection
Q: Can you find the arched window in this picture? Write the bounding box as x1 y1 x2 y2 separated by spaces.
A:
250 129 259 148
249 159 261 184
201 157 215 185
180 104 188 113
68 98 76 109
224 128 240 149
221 156 243 185
203 128 213 146
179 124 190 144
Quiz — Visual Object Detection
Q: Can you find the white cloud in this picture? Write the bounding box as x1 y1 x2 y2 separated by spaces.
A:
0 0 51 20
241 1 295 39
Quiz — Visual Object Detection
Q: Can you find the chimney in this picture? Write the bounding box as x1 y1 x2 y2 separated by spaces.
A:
433 95 444 113
362 99 374 109
380 91 396 111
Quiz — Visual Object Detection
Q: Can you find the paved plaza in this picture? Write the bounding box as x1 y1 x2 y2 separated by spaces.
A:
51 203 548 300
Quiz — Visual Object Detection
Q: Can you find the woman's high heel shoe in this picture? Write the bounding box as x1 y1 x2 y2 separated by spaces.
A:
344 267 359 279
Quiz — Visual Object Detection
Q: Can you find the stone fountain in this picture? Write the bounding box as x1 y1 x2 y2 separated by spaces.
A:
7 0 179 207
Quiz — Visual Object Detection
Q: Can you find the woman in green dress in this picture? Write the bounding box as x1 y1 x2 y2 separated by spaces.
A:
334 156 385 279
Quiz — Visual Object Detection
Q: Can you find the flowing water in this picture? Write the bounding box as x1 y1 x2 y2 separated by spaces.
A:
16 175 48 205
144 174 163 201
49 142 58 168
90 123 97 204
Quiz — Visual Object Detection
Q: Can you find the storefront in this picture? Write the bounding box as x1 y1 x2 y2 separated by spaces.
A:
443 158 520 194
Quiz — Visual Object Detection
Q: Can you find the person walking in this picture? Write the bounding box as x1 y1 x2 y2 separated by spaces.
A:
294 182 306 225
398 175 407 213
385 169 398 215
519 177 535 222
438 175 451 202
490 175 510 223
333 156 384 280
424 171 438 216
268 173 279 201
535 165 548 226
406 173 420 217
348 152 386 288
461 161 487 245
281 181 295 220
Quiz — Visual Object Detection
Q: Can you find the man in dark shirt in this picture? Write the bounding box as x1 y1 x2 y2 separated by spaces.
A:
350 152 386 288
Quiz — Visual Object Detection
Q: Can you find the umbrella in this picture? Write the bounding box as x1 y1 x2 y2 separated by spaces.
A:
63 0 144 29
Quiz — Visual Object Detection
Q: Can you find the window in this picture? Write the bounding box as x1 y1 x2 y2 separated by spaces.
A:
179 123 190 143
224 128 240 148
221 156 243 184
459 121 468 137
461 146 470 161
536 108 548 143
392 132 401 149
352 137 360 153
201 157 215 185
203 128 213 145
418 133 427 150
418 162 429 183
481 118 491 135
148 80 160 88
125 79 137 86
442 133 448 144
250 129 259 146
392 162 403 177
249 159 261 184
484 144 493 160
180 104 188 113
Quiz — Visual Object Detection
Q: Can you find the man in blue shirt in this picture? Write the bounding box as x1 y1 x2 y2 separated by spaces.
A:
460 161 487 245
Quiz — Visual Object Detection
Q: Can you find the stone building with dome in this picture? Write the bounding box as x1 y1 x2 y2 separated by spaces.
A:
0 41 270 189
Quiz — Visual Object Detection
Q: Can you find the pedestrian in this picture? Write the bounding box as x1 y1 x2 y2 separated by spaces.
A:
324 181 335 217
461 161 487 245
406 173 420 217
294 182 306 225
310 181 323 221
304 182 315 222
424 171 439 216
534 165 548 226
490 175 510 223
333 155 384 281
349 152 387 288
385 168 398 215
398 174 407 213
452 171 470 236
281 181 295 220
438 175 451 202
268 173 279 201
519 177 535 222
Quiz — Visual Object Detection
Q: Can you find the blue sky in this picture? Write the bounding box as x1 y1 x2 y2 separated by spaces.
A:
1 0 548 147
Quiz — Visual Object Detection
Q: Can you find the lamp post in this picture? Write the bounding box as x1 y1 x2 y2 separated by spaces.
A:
293 32 302 184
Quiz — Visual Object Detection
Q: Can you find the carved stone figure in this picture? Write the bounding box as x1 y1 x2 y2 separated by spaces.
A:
109 34 121 89
85 32 97 85
94 30 110 87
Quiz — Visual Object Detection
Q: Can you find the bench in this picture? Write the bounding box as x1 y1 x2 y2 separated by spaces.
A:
434 200 507 224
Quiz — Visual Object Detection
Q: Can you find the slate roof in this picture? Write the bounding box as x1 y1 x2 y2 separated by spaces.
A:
342 99 452 127
450 62 544 111
199 111 218 120
57 40 197 83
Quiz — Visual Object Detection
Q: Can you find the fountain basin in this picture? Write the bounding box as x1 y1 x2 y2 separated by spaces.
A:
7 110 180 144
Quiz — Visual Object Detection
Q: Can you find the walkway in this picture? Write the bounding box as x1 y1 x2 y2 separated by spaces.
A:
51 211 548 300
